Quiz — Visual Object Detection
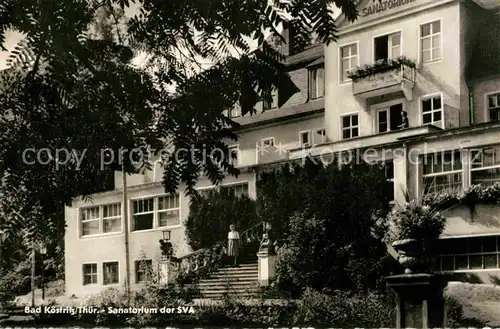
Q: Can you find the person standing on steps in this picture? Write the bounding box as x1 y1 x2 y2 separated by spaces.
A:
227 224 240 267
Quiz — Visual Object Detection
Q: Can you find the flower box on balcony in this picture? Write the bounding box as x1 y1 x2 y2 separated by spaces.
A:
349 57 416 101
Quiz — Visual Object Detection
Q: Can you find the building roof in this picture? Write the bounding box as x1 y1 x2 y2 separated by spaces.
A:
471 0 500 9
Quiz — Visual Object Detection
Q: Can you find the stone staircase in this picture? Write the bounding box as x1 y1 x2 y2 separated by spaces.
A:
197 253 260 299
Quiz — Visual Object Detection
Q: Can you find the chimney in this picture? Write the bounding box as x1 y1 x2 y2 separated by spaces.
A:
281 22 291 56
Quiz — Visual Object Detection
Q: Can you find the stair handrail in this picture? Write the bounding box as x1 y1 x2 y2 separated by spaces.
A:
173 221 266 279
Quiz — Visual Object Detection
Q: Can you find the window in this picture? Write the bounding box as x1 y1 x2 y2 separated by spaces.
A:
420 21 441 62
438 236 499 271
103 204 121 233
374 32 401 62
103 262 119 285
340 43 358 83
376 104 404 133
487 93 500 122
262 89 278 111
132 195 180 231
299 131 311 147
261 137 275 147
83 263 98 285
309 66 325 99
470 145 500 186
423 151 462 194
158 195 180 227
228 145 239 166
81 207 99 236
341 114 359 139
315 129 326 145
132 198 154 231
225 105 241 118
80 203 121 236
421 95 443 127
135 259 153 283
221 183 249 198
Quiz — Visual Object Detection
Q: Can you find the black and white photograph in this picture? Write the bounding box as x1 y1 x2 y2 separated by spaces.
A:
0 0 500 327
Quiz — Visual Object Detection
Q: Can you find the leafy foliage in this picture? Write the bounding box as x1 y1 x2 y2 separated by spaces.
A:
185 189 258 251
384 200 446 243
422 182 500 210
269 159 394 294
257 158 393 243
347 56 417 80
0 0 359 300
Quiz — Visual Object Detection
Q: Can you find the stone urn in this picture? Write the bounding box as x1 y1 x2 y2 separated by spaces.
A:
392 238 429 274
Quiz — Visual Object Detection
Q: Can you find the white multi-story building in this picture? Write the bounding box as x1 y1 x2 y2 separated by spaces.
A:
65 0 500 297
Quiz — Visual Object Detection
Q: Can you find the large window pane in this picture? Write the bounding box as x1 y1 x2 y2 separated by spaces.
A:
133 213 153 231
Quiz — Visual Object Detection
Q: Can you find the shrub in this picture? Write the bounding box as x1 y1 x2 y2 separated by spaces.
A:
385 200 446 243
128 282 197 326
185 189 258 251
77 288 129 325
276 208 390 293
257 159 392 244
190 288 394 327
293 288 395 327
0 271 17 310
45 279 65 297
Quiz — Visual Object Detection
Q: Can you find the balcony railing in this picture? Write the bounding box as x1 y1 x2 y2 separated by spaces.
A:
350 58 416 101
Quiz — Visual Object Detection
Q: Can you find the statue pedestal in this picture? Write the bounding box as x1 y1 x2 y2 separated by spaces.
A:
159 258 175 285
386 273 447 328
257 249 276 287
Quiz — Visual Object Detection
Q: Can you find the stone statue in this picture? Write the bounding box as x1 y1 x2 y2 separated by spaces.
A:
259 222 275 254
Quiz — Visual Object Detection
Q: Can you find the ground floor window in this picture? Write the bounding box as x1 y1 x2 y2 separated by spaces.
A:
103 262 119 285
135 259 153 283
221 182 249 198
438 236 499 271
82 263 98 285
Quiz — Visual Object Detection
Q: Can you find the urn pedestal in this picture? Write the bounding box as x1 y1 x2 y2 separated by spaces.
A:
386 273 447 329
388 238 446 328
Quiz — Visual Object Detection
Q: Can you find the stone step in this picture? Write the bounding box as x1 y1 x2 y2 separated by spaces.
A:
200 287 260 295
199 277 257 284
223 263 257 267
216 267 258 273
207 274 258 281
199 281 258 288
200 291 260 299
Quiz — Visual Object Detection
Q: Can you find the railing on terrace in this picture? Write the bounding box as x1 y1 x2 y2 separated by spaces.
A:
351 59 416 101
402 63 416 82
170 221 266 279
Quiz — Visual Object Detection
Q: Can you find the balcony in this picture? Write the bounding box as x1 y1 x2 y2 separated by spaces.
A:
350 58 416 101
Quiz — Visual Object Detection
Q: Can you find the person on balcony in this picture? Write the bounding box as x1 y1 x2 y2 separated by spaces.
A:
399 111 409 129
227 224 240 267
